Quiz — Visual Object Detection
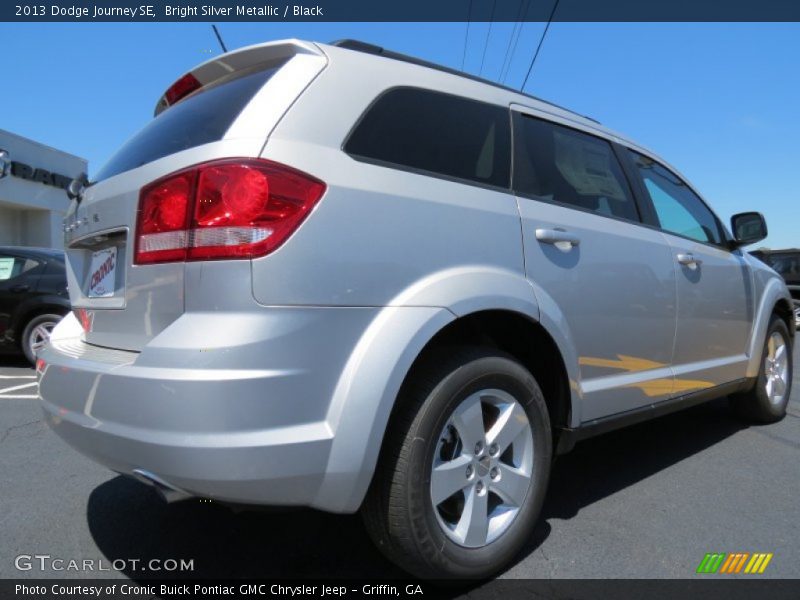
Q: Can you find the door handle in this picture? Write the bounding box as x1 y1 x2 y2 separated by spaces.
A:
676 253 703 267
10 284 30 293
535 228 581 250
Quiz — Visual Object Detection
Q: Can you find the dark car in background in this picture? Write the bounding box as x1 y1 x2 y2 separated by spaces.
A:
751 249 800 328
0 247 70 364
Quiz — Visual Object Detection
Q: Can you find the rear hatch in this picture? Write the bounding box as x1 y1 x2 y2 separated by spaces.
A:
64 40 327 351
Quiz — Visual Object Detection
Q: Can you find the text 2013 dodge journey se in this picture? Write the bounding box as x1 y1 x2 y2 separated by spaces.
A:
39 39 794 578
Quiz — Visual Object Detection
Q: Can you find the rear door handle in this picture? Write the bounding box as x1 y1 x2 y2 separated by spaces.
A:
535 228 581 249
10 284 30 293
676 253 702 267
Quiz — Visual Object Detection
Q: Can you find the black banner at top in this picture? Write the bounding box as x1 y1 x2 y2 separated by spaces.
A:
4 0 800 22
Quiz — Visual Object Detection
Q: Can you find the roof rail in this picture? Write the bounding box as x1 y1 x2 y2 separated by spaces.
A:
330 39 600 125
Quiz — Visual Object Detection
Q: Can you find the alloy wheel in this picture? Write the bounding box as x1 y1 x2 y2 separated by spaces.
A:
430 389 534 548
764 331 789 405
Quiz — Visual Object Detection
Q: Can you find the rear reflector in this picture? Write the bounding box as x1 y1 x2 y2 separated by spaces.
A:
134 159 325 264
74 308 94 332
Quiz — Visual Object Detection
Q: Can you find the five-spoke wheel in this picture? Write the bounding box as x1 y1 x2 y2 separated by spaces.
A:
430 389 533 547
362 348 551 579
731 314 793 423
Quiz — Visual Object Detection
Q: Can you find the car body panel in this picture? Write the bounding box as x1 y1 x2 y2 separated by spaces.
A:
515 193 678 422
63 48 327 352
38 39 794 514
745 264 795 377
662 235 754 387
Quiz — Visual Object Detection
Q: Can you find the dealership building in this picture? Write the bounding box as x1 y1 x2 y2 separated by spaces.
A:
0 129 87 249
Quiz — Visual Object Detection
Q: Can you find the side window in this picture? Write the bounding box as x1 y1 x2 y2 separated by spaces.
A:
344 88 511 188
0 255 39 282
512 114 639 222
629 151 723 245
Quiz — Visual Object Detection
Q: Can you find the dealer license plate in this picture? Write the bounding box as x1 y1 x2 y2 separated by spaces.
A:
87 247 117 298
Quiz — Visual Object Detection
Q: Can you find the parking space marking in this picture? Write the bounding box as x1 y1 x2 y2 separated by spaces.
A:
0 394 38 399
0 382 38 395
0 375 36 379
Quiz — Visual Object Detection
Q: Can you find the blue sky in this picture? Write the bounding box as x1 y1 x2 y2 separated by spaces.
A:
1 22 797 248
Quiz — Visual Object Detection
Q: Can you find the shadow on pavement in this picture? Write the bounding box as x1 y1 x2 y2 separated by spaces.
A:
87 478 406 579
86 398 747 581
512 397 748 565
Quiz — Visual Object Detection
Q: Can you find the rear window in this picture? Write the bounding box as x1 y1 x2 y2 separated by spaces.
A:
94 64 284 182
344 88 511 188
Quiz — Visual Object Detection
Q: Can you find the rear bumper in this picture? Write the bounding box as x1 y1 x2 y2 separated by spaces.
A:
38 308 379 510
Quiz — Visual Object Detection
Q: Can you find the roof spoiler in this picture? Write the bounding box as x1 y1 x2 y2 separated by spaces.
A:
154 39 323 117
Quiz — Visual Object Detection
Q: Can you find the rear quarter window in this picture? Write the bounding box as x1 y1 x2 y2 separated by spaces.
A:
94 63 285 182
344 87 511 189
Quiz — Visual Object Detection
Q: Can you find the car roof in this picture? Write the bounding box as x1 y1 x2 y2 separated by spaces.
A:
324 39 647 145
330 39 604 125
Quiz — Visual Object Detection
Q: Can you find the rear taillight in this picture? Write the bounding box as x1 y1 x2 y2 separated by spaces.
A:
137 171 193 263
134 159 326 264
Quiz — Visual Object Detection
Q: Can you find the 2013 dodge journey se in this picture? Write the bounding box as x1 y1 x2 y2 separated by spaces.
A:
38 39 794 578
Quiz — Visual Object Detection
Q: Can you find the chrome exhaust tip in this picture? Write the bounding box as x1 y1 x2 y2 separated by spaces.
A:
131 469 193 504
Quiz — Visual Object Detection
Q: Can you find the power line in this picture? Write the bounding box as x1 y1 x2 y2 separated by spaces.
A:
502 0 533 84
519 0 559 92
212 24 228 53
478 0 497 76
497 1 523 82
498 0 531 83
461 0 473 71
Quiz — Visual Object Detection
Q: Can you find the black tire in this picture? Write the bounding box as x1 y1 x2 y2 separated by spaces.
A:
20 313 63 365
730 315 793 423
361 347 552 579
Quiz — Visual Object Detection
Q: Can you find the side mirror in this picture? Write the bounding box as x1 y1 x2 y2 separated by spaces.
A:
731 212 768 247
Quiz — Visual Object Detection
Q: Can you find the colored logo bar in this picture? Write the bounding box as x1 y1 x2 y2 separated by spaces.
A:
697 553 773 574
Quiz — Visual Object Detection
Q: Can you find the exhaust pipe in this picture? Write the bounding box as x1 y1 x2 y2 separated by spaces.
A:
132 469 193 504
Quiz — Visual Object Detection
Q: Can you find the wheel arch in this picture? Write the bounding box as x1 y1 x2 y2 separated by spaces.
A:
397 309 574 443
313 299 576 514
746 277 795 378
772 297 795 340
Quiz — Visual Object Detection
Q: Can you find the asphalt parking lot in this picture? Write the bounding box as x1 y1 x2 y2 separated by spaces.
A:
1 348 798 582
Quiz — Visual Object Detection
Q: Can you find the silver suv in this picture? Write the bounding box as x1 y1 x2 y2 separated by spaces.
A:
38 39 794 578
